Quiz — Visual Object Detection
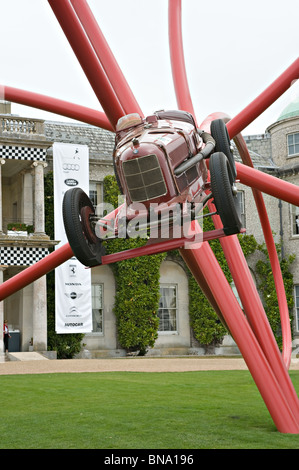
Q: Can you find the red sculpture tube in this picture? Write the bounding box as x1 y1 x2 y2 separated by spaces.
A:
203 110 293 368
180 225 299 434
70 0 143 118
169 0 299 431
48 0 124 129
200 114 295 403
0 243 73 302
234 134 293 368
1 0 299 433
168 0 197 122
1 85 113 131
207 206 299 419
0 226 228 303
236 162 299 206
227 57 299 138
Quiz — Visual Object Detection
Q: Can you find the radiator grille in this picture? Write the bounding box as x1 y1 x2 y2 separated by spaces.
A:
123 154 167 202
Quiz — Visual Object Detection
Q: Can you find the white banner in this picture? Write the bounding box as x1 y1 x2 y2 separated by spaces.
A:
53 142 92 333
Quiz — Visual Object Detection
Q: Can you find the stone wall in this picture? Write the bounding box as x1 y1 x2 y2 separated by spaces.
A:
243 133 272 161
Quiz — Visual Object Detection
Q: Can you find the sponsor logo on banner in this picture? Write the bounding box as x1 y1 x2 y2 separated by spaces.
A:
64 178 78 187
53 143 92 334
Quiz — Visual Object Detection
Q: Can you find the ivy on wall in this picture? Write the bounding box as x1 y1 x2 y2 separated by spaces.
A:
186 207 257 346
187 206 295 349
256 242 295 350
103 175 165 355
44 171 295 356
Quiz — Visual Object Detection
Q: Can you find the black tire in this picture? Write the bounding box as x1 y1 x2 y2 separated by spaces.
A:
210 119 236 183
63 187 105 267
210 152 242 235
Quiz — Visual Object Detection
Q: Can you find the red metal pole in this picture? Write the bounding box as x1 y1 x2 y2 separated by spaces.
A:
48 0 124 129
168 2 234 316
206 207 299 421
234 133 293 368
169 1 299 431
0 243 74 302
202 112 294 368
180 223 299 434
70 0 143 117
100 228 226 265
227 57 299 138
0 228 226 302
236 162 299 206
168 0 197 122
201 114 295 409
2 85 113 131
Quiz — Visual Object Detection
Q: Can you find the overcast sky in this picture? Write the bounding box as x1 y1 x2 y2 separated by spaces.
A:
0 0 298 135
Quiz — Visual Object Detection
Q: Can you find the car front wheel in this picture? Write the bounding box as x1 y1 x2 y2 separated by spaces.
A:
209 152 242 235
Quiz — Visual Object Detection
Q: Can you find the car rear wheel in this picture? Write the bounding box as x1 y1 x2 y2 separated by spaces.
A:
209 152 242 235
63 187 105 266
210 119 236 184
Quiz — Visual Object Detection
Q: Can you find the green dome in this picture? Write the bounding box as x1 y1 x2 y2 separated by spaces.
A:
277 97 299 121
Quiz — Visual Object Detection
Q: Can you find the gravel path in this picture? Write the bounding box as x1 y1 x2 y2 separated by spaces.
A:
0 354 299 375
0 355 249 375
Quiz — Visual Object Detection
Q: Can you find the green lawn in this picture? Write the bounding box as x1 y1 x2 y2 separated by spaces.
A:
1 370 299 449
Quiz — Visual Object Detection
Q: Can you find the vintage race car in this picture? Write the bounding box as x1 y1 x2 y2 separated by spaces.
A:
62 111 242 266
113 110 209 208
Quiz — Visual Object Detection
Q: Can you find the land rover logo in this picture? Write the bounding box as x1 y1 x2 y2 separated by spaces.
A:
64 178 78 186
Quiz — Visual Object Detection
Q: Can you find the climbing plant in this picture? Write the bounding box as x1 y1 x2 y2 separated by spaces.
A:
187 205 295 349
45 170 295 355
103 175 165 355
256 242 295 350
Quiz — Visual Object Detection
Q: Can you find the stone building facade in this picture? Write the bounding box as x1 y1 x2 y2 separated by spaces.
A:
1 98 299 358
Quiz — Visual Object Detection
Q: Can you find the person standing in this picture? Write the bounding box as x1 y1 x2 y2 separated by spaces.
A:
3 320 11 354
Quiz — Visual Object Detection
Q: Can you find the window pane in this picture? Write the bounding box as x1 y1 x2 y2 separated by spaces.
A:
89 182 98 207
288 133 299 156
295 285 299 331
291 205 299 235
91 284 103 332
231 281 243 308
158 285 177 332
237 191 245 227
89 182 104 214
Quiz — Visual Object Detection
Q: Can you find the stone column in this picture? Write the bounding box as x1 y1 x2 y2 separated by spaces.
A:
32 275 47 351
0 267 6 356
22 170 33 226
32 161 47 235
0 159 6 234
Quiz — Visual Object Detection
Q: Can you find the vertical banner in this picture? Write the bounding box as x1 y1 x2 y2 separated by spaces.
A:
53 143 92 333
